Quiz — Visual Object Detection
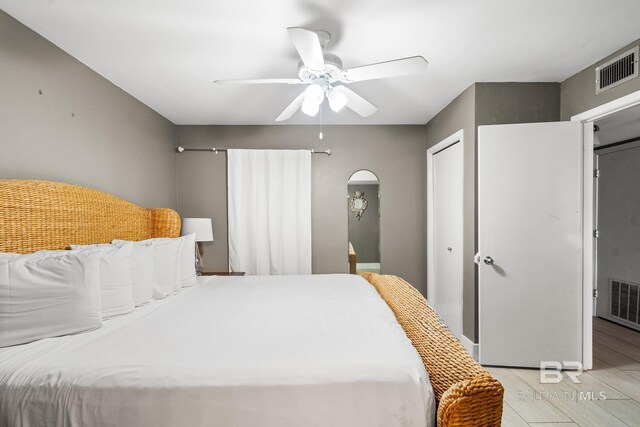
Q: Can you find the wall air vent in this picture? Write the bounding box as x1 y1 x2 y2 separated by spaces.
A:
596 46 638 94
610 279 640 331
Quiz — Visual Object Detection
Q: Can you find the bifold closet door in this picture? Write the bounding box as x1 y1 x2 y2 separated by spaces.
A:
432 142 463 341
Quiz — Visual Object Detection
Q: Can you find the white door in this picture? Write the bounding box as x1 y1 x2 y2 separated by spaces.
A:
478 122 583 368
432 142 464 340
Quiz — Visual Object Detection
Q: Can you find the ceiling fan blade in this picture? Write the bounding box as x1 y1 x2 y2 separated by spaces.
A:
333 86 377 117
214 78 303 85
342 56 428 83
287 27 325 71
275 92 306 122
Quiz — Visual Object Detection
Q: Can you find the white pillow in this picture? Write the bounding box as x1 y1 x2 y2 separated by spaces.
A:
179 233 197 287
70 243 135 319
140 235 196 289
0 250 102 348
111 240 154 306
114 238 181 299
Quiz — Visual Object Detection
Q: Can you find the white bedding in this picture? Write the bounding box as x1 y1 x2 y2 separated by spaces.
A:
0 274 435 427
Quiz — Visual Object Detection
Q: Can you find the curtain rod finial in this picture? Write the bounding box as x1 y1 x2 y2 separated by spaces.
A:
176 146 185 153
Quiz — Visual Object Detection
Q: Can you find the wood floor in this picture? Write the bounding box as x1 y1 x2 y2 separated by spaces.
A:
487 317 640 427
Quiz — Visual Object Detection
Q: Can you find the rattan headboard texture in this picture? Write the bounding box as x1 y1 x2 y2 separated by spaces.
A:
0 180 180 253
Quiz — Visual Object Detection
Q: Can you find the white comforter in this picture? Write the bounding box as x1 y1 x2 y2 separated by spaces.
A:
0 274 435 427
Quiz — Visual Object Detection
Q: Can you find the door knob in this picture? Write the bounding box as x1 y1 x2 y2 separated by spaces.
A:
483 256 494 265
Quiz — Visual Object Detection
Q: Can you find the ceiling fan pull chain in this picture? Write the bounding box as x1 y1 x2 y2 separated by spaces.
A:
319 106 324 140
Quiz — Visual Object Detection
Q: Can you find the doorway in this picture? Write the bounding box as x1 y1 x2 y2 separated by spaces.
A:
572 88 640 370
592 103 640 340
590 112 640 404
427 130 464 341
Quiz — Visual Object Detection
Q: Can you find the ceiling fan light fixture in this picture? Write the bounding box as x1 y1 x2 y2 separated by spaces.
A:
304 83 325 105
216 28 426 122
301 98 320 116
328 89 348 112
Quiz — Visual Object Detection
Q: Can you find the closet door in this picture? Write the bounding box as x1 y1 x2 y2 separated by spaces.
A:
432 142 464 341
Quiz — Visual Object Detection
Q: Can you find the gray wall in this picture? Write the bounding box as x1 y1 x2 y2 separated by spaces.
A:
0 10 177 208
348 184 380 263
475 83 561 126
561 38 640 120
596 143 640 319
424 82 560 342
176 125 427 293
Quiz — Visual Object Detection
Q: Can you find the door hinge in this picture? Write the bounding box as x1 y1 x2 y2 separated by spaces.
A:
594 289 599 298
594 169 600 178
593 229 599 238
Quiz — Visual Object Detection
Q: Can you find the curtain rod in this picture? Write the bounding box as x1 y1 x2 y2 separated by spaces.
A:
176 146 331 155
594 135 640 152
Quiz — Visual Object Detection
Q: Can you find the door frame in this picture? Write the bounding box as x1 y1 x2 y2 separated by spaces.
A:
571 88 640 370
426 129 465 341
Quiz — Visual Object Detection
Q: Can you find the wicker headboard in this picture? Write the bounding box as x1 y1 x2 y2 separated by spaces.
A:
0 180 181 253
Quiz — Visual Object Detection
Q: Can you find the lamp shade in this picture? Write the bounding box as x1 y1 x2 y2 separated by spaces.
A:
181 218 214 242
304 84 324 105
328 89 347 112
301 98 320 117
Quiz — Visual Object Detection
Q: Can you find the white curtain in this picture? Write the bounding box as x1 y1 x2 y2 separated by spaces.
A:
227 149 312 275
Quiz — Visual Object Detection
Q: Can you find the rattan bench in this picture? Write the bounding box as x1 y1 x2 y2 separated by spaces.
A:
360 273 504 427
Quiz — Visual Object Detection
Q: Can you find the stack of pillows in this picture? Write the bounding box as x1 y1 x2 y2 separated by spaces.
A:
0 234 197 348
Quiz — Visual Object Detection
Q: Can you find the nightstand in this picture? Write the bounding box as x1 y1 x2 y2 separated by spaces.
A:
200 272 245 276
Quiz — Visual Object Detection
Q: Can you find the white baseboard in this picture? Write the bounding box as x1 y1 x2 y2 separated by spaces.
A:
461 335 479 361
356 263 380 269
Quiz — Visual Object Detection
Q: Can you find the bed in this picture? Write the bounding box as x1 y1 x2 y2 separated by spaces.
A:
0 180 503 427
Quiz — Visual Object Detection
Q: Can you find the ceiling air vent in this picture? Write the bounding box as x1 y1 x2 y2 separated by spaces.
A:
596 46 638 94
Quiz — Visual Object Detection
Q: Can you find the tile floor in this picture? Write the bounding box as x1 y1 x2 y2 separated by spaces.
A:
488 318 640 426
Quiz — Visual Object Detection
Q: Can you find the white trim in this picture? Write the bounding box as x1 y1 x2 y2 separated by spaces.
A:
355 263 380 270
426 129 465 341
461 334 479 361
581 122 594 371
571 89 640 122
570 88 640 371
477 129 484 365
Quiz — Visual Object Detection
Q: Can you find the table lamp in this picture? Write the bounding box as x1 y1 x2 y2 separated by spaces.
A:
181 218 214 275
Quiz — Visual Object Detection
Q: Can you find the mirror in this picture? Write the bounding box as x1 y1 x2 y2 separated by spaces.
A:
347 170 380 274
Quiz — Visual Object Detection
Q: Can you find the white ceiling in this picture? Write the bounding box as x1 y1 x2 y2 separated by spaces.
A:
2 0 640 125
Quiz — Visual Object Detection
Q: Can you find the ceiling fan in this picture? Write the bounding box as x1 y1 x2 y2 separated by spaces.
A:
214 27 428 121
